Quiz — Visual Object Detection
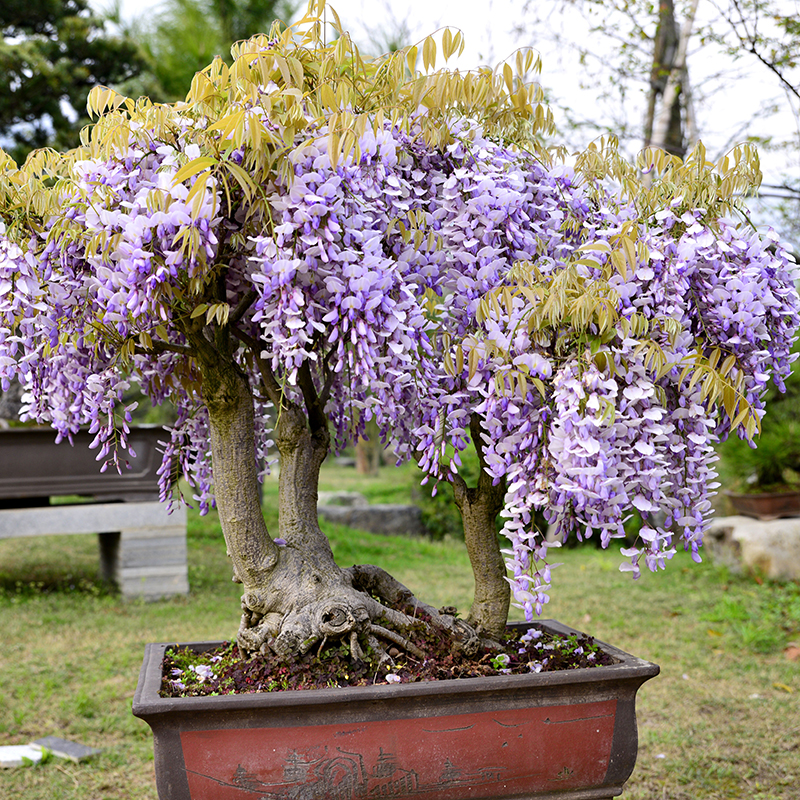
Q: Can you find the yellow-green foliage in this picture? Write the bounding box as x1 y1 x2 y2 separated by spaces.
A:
471 135 765 440
0 0 767 441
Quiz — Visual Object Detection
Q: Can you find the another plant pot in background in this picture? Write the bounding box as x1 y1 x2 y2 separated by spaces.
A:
0 425 165 504
725 489 800 521
133 620 659 800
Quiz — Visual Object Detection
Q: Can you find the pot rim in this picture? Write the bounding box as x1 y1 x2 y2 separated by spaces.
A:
133 618 659 719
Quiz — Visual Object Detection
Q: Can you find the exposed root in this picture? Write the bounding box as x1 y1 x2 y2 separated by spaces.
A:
449 618 482 657
237 607 282 656
366 633 394 667
345 563 498 651
235 562 501 665
369 623 425 660
349 630 365 662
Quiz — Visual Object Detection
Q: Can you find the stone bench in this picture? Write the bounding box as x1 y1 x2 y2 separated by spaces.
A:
0 502 188 599
0 426 188 600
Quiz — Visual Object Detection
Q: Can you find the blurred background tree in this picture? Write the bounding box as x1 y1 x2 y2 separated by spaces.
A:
515 0 800 245
0 0 144 164
112 0 296 102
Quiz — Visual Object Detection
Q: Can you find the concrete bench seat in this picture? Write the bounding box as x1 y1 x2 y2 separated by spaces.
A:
0 501 188 599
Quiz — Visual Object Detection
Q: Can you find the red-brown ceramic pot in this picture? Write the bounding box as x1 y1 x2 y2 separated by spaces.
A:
133 620 658 800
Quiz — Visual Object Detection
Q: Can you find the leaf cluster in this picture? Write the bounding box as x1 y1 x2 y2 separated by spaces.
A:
1 0 559 277
479 275 759 439
573 135 762 224
468 137 765 439
125 0 297 103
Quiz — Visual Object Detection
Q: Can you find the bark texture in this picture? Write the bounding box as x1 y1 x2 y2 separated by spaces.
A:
199 345 279 592
451 414 509 641
645 0 699 158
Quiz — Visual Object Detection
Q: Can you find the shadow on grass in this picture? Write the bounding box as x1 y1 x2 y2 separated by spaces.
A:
0 534 114 598
0 566 114 598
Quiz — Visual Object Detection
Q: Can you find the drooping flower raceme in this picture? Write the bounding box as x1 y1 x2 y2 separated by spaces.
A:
1 137 224 503
0 87 797 625
460 204 799 619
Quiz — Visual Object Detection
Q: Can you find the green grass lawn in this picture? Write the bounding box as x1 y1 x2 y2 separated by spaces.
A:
1 461 799 799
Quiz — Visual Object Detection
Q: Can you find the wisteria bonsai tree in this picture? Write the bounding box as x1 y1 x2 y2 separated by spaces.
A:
0 0 798 664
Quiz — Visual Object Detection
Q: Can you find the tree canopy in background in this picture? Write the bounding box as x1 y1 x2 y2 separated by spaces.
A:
121 0 296 102
0 0 144 164
517 0 800 242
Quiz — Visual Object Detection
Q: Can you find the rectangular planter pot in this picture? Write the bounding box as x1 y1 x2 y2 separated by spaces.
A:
724 489 800 521
133 620 659 800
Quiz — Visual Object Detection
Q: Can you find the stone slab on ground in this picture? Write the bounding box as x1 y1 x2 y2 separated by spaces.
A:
31 736 101 763
318 503 427 537
707 515 800 580
0 745 43 768
317 491 368 507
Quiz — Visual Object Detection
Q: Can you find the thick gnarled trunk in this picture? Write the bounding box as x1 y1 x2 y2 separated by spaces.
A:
197 351 437 660
193 343 346 657
195 335 495 661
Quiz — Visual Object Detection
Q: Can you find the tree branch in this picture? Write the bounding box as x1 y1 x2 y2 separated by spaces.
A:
229 325 285 409
469 412 491 474
315 343 339 408
229 288 259 327
297 360 328 434
723 0 800 102
134 338 194 357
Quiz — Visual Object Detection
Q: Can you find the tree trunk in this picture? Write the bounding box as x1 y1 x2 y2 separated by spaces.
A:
200 349 279 592
645 0 680 149
195 343 476 661
188 315 492 661
647 0 699 158
452 414 509 640
194 344 353 657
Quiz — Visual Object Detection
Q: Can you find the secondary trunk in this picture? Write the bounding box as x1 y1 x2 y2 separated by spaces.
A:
452 414 510 640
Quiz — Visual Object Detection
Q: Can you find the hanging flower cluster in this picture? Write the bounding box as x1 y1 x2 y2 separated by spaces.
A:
1 15 797 623
248 124 438 453
0 135 222 492
460 200 799 619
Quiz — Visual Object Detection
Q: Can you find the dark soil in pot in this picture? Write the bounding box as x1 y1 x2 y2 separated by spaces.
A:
160 619 616 698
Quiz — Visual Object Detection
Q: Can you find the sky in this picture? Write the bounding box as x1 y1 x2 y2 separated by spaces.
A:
108 0 798 151
110 0 529 67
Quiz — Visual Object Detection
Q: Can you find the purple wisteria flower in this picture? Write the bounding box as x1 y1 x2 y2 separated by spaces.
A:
189 664 215 683
1 80 796 625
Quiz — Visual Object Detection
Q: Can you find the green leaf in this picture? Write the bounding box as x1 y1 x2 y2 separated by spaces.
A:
223 161 258 201
173 157 217 186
